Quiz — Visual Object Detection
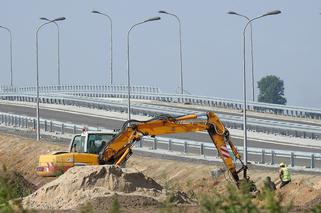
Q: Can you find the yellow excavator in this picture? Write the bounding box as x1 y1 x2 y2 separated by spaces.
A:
36 111 252 188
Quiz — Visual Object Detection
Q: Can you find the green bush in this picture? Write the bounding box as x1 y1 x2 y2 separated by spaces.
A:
200 181 259 213
311 205 321 213
259 185 292 213
159 195 175 213
0 165 31 213
200 181 294 213
108 195 120 213
80 202 96 213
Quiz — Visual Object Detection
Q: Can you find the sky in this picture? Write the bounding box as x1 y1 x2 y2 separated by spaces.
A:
1 0 321 108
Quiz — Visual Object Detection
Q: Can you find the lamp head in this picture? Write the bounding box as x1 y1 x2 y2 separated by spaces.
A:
227 11 239 15
40 17 50 21
263 10 281 17
92 10 101 14
145 17 161 22
53 17 66 22
158 10 168 14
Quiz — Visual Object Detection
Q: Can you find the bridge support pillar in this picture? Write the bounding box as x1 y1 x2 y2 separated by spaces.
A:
33 119 36 130
200 143 204 155
291 152 295 167
49 121 53 132
311 154 315 169
153 138 157 150
44 120 47 132
261 149 265 164
184 141 188 154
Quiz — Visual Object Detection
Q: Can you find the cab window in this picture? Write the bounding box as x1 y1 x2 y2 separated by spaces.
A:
87 134 114 154
71 135 85 153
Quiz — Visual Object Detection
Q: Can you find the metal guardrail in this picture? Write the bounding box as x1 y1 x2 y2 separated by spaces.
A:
0 112 101 135
138 137 319 169
0 112 319 170
0 84 160 94
1 84 320 120
1 92 320 140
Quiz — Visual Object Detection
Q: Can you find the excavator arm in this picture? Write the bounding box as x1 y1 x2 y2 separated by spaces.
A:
99 111 249 187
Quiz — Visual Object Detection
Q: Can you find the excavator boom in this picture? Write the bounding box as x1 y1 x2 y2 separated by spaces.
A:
99 111 249 187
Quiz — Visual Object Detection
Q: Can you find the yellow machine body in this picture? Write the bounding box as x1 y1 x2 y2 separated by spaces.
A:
36 112 251 188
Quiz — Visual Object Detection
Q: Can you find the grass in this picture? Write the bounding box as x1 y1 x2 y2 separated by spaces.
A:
0 165 33 213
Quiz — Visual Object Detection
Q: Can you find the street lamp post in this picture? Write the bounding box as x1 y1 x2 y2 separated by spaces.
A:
92 10 113 84
0 26 13 87
158 10 184 95
40 17 65 86
36 17 66 141
240 10 281 164
228 12 255 102
127 17 161 120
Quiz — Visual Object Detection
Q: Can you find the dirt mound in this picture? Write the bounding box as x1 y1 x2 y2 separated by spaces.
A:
22 165 170 211
275 178 321 207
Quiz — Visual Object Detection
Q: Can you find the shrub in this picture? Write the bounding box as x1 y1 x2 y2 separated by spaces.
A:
200 181 293 213
0 165 32 213
108 195 120 213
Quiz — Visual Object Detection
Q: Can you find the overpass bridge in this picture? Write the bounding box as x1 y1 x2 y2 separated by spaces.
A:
0 84 321 140
1 84 321 119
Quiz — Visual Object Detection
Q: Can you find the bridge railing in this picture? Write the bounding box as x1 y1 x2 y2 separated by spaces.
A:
0 93 321 140
0 84 160 94
1 84 321 120
138 137 319 169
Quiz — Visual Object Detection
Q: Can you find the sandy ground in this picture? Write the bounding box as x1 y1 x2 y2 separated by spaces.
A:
23 165 166 211
1 131 321 212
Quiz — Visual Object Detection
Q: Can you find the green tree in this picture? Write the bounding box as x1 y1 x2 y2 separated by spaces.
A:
257 75 287 105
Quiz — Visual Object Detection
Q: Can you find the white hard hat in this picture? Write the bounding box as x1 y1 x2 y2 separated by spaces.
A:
279 162 285 167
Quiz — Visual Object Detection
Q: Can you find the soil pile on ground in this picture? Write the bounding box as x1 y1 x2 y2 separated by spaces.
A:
276 179 320 206
22 165 191 211
273 178 321 212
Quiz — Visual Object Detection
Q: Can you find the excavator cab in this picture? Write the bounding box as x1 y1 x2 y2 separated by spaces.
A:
69 131 116 154
36 130 117 177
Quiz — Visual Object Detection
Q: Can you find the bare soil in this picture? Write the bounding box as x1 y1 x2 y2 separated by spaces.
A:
1 131 321 212
22 165 165 210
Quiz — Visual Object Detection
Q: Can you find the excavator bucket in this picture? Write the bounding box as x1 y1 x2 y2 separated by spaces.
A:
206 112 257 191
